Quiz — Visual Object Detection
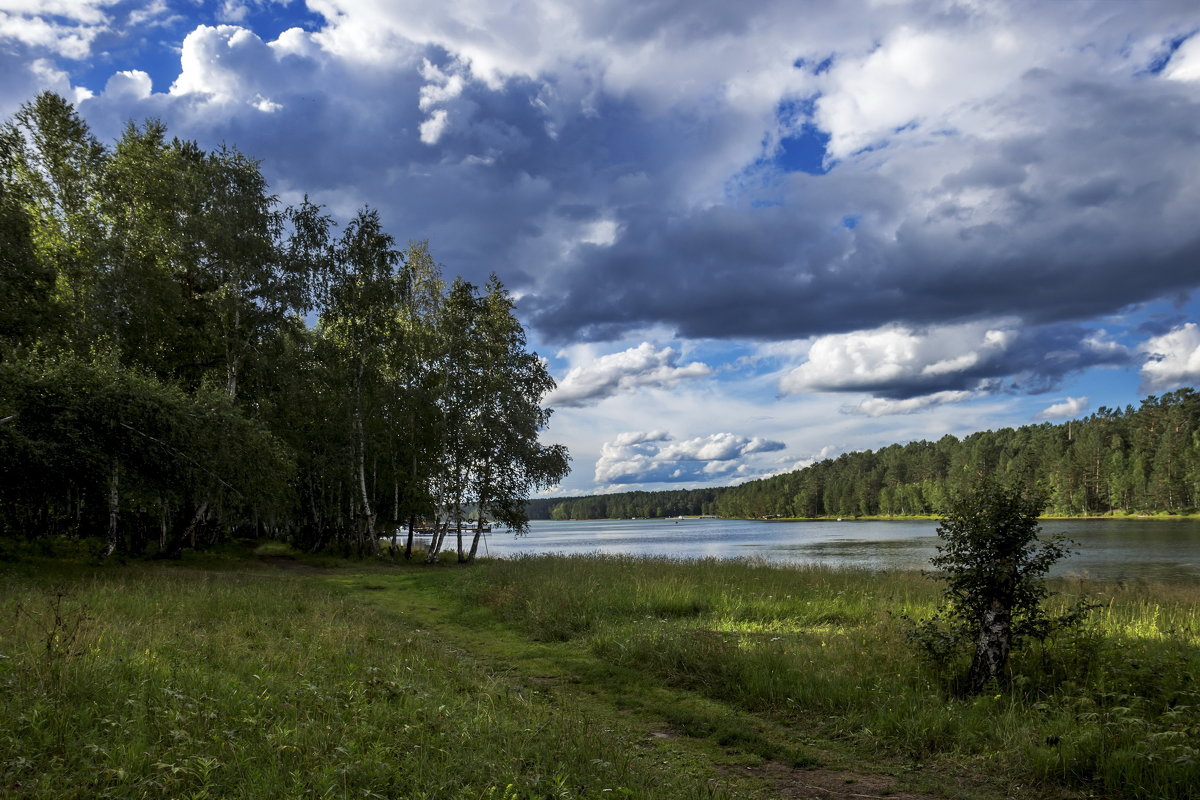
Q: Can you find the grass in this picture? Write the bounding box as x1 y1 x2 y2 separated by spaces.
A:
0 556 738 799
447 554 1200 799
1 547 1198 799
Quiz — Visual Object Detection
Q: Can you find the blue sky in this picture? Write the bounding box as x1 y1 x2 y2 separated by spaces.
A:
3 0 1200 495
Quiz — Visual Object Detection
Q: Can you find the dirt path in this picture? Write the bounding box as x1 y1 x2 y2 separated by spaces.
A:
735 762 950 800
324 566 1012 800
255 555 332 573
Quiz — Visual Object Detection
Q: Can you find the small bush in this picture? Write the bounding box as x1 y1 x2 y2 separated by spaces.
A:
251 540 299 557
907 481 1094 693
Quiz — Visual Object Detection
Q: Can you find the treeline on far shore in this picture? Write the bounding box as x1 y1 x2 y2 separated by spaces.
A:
529 388 1200 521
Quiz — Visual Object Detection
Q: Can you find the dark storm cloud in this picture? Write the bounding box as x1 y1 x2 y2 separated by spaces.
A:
528 70 1200 345
13 2 1200 366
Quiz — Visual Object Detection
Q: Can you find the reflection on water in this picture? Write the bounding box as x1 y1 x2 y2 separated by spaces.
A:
477 517 1200 581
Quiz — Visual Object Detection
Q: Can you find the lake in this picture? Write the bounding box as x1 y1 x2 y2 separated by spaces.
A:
476 517 1200 581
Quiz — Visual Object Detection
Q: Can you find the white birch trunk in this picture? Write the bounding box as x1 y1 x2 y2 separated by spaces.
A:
101 458 120 558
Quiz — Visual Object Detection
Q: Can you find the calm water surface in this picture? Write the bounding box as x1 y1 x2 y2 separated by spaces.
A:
477 517 1200 581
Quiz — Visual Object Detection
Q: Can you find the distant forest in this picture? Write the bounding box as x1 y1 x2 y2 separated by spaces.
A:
530 389 1200 520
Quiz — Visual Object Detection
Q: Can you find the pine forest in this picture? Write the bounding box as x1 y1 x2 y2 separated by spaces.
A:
533 388 1200 521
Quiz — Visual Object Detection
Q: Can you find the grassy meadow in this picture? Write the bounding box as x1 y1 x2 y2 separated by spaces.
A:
1 545 1197 799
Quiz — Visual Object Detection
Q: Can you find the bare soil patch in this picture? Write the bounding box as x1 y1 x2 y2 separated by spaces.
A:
256 555 331 574
735 762 948 800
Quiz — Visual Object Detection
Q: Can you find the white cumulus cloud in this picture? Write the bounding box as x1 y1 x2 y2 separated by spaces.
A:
419 108 449 144
103 69 152 99
780 322 1015 396
548 342 712 407
659 432 784 462
1035 396 1089 421
1163 34 1200 82
816 22 1032 161
594 430 784 486
1141 323 1200 393
170 24 284 101
0 1 114 59
850 391 977 417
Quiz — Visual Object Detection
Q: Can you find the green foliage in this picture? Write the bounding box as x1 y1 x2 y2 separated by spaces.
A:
0 143 51 352
0 93 568 557
906 482 1089 693
932 484 1064 638
0 354 292 551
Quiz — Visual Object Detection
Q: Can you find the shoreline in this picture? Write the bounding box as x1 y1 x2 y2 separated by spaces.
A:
543 512 1200 523
749 512 1200 522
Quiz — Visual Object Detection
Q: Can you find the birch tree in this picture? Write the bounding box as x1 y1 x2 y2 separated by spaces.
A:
3 92 106 354
320 208 401 555
0 130 50 354
464 275 568 562
927 482 1071 693
425 278 479 563
392 241 444 559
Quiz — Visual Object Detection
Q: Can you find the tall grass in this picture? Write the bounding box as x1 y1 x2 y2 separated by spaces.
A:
5 552 1196 798
0 562 735 799
456 554 1200 799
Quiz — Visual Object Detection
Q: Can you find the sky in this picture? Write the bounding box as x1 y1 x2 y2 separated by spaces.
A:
3 0 1200 496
